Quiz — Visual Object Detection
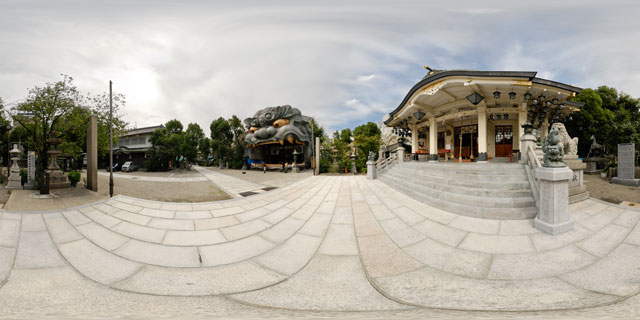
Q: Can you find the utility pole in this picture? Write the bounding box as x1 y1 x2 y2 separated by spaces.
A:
109 81 114 197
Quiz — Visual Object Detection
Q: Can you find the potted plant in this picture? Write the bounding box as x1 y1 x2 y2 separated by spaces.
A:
68 171 81 187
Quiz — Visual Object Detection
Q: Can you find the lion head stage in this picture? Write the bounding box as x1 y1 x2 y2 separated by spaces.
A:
244 105 313 167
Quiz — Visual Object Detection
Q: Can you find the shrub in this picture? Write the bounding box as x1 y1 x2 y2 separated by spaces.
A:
67 171 81 184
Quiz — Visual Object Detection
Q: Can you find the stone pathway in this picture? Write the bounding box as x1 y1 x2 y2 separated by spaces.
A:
97 171 209 182
193 165 275 198
0 175 639 313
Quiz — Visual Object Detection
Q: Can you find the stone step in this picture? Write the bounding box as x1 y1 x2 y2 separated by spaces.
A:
402 162 528 175
403 161 525 169
379 175 537 220
389 167 531 190
384 169 533 198
380 173 535 208
394 166 528 182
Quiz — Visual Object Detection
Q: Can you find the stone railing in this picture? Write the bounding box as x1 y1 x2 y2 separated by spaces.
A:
524 144 541 206
376 152 398 173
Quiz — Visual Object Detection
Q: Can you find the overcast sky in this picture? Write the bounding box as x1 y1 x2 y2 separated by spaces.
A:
1 0 639 135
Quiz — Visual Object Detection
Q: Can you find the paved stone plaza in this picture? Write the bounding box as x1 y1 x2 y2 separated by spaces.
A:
1 174 639 318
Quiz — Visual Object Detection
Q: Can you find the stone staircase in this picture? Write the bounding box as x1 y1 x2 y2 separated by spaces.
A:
378 162 538 219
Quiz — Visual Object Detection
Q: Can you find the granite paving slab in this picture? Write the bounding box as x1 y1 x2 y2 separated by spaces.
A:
404 237 492 278
0 247 15 284
14 231 65 269
487 245 597 280
76 222 130 251
111 261 285 296
458 233 535 254
113 239 199 267
0 219 21 247
58 239 142 285
44 215 84 244
231 255 409 311
253 233 322 276
199 235 275 266
559 243 640 296
373 265 620 311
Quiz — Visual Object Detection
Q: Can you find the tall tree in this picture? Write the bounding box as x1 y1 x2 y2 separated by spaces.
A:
228 115 244 146
210 117 232 167
184 123 204 163
340 128 352 144
353 122 382 172
1 75 81 177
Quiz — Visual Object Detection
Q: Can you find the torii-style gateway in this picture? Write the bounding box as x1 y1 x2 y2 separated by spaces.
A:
384 70 582 162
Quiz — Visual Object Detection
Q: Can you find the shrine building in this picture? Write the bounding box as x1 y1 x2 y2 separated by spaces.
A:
383 70 583 162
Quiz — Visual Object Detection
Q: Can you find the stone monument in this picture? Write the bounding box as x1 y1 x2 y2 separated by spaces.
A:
6 144 22 189
612 143 640 186
550 123 589 203
24 150 37 189
46 131 70 189
534 128 574 235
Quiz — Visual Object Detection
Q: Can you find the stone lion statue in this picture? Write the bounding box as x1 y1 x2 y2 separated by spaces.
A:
550 123 578 156
542 128 565 167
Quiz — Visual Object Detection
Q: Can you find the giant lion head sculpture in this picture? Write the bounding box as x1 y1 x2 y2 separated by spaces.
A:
243 105 313 147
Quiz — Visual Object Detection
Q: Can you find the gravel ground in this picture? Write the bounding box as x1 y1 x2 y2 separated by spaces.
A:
95 175 230 202
584 174 640 204
204 166 313 187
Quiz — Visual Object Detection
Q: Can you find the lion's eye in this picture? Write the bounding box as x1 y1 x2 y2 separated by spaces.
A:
249 127 259 134
272 119 289 128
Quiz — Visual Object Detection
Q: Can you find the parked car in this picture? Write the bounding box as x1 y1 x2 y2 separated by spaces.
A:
122 161 139 172
105 163 121 172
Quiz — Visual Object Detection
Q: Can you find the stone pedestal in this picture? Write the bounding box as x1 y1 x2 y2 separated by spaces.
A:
584 158 605 175
6 144 22 189
397 147 405 163
534 167 574 235
367 160 376 180
519 134 537 164
612 143 640 186
563 154 589 203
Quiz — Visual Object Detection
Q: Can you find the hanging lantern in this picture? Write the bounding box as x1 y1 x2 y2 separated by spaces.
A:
413 111 425 121
493 91 501 99
538 95 546 101
509 91 517 99
503 113 509 120
524 92 532 100
552 98 559 105
466 92 485 105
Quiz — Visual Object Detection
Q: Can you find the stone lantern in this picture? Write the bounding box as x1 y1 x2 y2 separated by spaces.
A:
350 151 357 175
292 149 300 173
6 144 22 189
46 131 70 189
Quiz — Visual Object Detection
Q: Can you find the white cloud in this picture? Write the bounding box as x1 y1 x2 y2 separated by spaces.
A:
356 74 376 82
0 1 639 137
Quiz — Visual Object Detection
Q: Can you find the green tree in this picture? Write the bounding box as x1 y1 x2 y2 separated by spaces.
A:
353 122 381 172
198 137 212 165
565 86 640 156
165 119 183 134
1 75 81 178
340 128 352 144
210 117 232 167
184 123 204 163
0 99 12 166
309 118 325 144
228 115 244 145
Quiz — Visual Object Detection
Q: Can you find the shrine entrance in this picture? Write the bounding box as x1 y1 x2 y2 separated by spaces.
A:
495 125 514 158
453 125 478 160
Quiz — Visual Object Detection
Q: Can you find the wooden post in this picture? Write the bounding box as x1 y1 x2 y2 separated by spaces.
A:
86 116 98 191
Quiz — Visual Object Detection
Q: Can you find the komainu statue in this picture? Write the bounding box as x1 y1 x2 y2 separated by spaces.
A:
542 128 566 168
244 105 313 168
550 123 578 156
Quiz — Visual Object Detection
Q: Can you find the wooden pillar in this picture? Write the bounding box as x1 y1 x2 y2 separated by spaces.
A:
477 106 487 162
429 118 437 162
86 116 98 191
410 124 418 160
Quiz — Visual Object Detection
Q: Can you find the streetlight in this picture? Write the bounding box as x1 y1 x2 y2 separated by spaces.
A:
109 81 114 198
